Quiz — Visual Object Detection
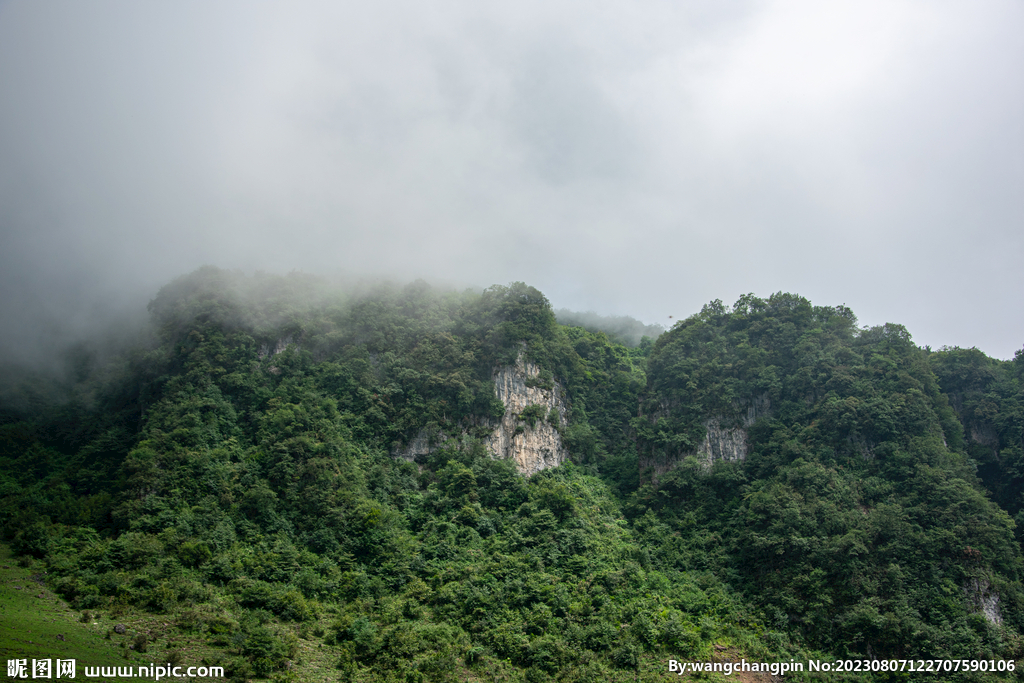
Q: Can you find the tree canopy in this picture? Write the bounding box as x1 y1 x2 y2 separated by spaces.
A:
1 271 1022 681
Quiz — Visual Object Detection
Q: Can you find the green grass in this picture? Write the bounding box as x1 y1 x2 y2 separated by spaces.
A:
0 545 125 667
0 544 784 682
0 545 235 676
0 543 413 682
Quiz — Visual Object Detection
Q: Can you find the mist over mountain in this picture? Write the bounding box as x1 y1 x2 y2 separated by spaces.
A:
1 1 1022 365
1 267 1022 680
0 5 1020 681
553 309 664 348
1 2 1022 678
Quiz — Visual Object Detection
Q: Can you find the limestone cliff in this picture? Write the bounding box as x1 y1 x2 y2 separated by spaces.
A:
693 392 770 468
694 418 748 467
640 393 770 480
258 335 299 359
965 577 1003 625
391 351 569 476
485 353 570 475
392 429 434 462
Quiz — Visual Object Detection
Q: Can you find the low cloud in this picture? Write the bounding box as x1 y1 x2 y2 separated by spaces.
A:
0 0 1021 363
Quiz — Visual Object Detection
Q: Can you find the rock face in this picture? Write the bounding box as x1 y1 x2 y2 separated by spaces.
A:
391 350 569 476
392 429 434 462
640 393 770 480
258 335 298 359
696 418 748 467
485 352 570 475
965 577 1002 625
694 393 770 468
969 422 1000 454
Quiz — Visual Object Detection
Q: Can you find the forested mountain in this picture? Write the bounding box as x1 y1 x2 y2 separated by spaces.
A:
1 268 1022 682
552 309 664 348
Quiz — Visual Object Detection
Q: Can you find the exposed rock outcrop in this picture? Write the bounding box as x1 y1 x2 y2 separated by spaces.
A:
695 418 748 467
484 352 570 475
392 428 435 462
390 349 569 476
948 391 1000 457
640 393 770 480
969 422 999 451
258 335 299 359
965 577 1002 625
694 393 771 468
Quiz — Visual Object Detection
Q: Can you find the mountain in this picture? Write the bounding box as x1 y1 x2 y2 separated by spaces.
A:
1 268 1021 681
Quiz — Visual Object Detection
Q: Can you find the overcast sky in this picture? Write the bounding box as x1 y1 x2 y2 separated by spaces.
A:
1 0 1021 363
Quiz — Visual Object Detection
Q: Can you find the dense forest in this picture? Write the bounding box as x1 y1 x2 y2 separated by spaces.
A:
2 267 1023 682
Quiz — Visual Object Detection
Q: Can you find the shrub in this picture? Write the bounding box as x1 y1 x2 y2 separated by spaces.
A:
519 405 547 429
611 643 638 669
241 625 289 676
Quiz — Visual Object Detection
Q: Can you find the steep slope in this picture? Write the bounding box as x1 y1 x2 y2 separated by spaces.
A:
2 272 1022 681
392 349 570 476
929 346 1024 524
634 293 1024 659
485 349 570 475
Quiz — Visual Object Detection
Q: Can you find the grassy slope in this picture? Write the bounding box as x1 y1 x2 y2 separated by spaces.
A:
1 545 122 666
0 540 801 682
0 545 234 676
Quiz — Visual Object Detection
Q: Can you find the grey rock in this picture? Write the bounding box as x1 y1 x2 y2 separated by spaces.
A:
965 577 1002 625
390 348 569 476
484 351 569 476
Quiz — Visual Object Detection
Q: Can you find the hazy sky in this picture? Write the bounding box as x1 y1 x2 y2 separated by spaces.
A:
1 0 1021 361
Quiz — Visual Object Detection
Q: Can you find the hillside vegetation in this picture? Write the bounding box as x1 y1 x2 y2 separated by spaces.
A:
1 268 1022 681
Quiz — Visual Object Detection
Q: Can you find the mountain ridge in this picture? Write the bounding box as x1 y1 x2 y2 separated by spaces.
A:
1 267 1022 681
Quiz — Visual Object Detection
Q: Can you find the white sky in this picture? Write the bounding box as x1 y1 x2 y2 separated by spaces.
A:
0 0 1021 359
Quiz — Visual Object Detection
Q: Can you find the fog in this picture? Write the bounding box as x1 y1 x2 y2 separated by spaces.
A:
1 0 1021 365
